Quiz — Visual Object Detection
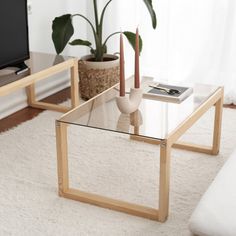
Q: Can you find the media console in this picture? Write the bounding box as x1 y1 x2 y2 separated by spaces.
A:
0 52 79 114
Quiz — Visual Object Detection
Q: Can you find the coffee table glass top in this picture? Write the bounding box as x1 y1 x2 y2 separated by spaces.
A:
0 52 72 87
59 77 220 140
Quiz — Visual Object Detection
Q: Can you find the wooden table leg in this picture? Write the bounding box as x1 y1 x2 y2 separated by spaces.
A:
70 59 79 108
26 84 36 106
56 121 69 196
25 58 79 113
159 140 171 222
212 90 224 155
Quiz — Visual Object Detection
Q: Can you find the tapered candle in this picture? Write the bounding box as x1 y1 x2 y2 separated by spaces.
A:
134 28 140 89
120 33 125 97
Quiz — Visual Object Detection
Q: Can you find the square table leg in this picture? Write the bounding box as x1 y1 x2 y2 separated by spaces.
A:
25 58 79 113
55 125 162 221
55 121 69 195
70 60 79 108
26 84 36 105
159 140 171 222
212 92 224 155
171 88 224 155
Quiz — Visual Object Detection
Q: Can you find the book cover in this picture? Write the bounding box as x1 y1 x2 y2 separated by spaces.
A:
143 82 193 103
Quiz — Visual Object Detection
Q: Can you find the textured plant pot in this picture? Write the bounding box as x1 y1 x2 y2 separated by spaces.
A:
78 54 120 100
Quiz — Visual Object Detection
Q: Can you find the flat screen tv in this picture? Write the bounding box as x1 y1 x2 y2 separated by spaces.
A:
0 0 29 72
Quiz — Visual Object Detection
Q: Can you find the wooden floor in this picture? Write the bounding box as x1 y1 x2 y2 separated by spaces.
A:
0 88 235 133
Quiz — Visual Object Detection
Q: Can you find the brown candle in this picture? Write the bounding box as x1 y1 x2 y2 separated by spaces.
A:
120 33 125 97
134 28 140 89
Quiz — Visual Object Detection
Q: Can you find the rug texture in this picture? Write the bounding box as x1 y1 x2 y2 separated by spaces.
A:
0 107 236 236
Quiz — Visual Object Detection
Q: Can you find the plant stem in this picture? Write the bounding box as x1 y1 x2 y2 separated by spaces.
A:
73 13 101 59
72 14 96 37
100 0 113 37
93 0 99 33
103 31 120 47
93 0 104 61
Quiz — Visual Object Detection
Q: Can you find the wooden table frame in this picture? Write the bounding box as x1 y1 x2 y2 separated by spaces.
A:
0 58 79 113
55 86 224 222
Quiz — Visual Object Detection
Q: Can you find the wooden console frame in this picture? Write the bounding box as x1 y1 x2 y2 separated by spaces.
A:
0 57 79 113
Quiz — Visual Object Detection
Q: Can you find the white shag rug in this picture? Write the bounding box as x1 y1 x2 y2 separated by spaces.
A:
0 107 236 236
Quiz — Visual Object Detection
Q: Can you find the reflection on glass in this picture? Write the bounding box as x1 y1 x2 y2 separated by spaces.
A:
0 52 72 87
116 110 143 135
53 55 66 65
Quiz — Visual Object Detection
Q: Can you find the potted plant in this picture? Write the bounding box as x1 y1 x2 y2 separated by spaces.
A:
52 0 157 100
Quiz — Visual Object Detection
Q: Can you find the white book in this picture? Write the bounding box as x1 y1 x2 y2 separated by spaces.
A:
142 81 193 104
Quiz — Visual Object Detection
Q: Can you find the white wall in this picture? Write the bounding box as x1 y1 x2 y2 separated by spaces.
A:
0 0 88 119
67 0 88 57
28 0 67 54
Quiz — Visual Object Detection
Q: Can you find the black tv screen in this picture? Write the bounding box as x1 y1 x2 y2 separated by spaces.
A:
0 0 29 70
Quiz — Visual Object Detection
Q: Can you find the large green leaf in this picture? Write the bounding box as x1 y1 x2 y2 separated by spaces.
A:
143 0 157 29
123 31 143 54
52 14 74 54
69 39 92 47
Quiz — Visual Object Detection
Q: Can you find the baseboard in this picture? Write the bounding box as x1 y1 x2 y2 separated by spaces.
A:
0 74 70 119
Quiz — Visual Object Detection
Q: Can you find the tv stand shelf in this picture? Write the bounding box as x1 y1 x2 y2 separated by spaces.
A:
0 52 79 113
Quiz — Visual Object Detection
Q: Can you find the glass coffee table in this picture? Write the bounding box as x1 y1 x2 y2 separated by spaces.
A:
55 76 223 222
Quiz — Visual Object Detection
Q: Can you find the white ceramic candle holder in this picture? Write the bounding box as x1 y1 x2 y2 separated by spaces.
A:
116 88 143 114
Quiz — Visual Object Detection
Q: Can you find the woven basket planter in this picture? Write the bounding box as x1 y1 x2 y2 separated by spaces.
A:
78 54 120 100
